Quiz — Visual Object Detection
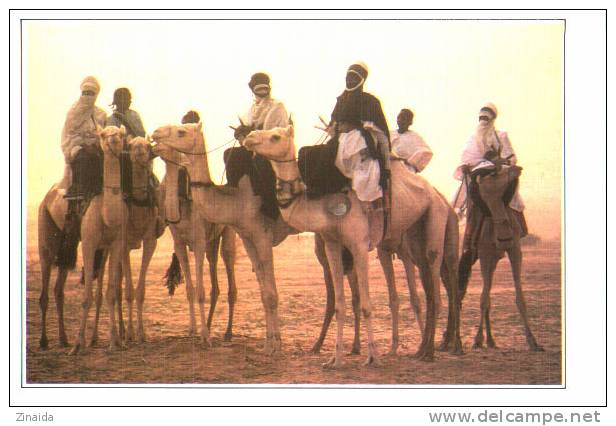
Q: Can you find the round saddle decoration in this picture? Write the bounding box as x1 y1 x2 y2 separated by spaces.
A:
325 193 351 217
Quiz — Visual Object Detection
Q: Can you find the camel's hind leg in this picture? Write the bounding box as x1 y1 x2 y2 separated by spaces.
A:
91 251 108 347
474 253 497 349
122 250 135 342
69 241 98 355
377 247 400 355
221 227 237 341
53 268 70 347
136 237 156 343
38 205 61 349
347 270 361 355
194 241 211 347
205 233 221 334
106 242 124 351
321 239 346 369
508 245 544 351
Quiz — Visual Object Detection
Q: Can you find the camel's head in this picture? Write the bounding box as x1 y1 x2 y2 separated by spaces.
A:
477 165 523 249
151 122 205 165
99 125 126 157
243 125 295 162
128 136 152 167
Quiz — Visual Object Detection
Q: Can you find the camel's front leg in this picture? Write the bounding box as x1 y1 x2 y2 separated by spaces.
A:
474 254 497 349
175 243 197 336
347 270 361 355
106 243 124 351
122 249 135 342
69 242 97 355
398 239 425 340
38 257 52 350
136 237 157 343
508 246 544 351
194 241 211 347
312 234 335 354
241 232 280 355
205 234 221 333
221 227 237 341
90 251 108 347
53 267 70 348
322 239 346 369
352 242 381 367
377 246 400 356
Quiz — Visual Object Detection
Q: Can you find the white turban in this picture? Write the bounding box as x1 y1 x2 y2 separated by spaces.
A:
80 76 100 95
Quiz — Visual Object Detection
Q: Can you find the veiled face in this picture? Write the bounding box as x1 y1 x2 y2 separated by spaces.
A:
243 126 294 161
345 72 363 90
100 125 125 156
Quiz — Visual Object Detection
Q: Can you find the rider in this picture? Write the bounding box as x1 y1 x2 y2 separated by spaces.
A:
233 72 290 220
106 87 146 138
389 108 433 174
454 102 528 283
61 76 107 201
328 61 391 243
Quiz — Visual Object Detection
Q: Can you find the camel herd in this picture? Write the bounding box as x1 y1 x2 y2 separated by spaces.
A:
36 123 543 370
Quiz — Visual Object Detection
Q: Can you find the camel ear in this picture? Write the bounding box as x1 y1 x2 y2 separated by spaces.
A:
287 125 294 139
119 125 127 136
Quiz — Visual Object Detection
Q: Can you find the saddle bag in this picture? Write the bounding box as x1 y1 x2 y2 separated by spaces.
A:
298 138 349 198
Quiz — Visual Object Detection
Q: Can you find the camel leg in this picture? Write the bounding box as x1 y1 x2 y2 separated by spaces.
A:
136 237 156 343
474 254 497 349
106 243 123 351
438 258 464 355
90 251 108 347
205 235 221 333
69 242 97 355
194 241 211 347
311 234 335 354
53 268 70 347
508 246 544 351
240 232 280 355
38 258 52 350
322 239 346 369
377 247 400 355
348 270 361 355
175 243 197 336
122 250 135 342
221 227 237 341
116 268 125 342
398 240 425 340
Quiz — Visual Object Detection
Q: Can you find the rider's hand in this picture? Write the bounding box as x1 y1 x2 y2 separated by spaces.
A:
484 150 497 161
69 145 82 160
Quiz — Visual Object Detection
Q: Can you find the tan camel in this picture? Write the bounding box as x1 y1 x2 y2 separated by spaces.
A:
244 126 461 367
69 126 131 355
459 165 543 351
152 122 292 354
158 156 237 342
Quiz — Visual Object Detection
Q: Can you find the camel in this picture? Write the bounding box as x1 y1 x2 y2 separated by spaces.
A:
69 126 131 354
243 125 462 367
458 164 543 351
151 122 291 354
158 154 238 342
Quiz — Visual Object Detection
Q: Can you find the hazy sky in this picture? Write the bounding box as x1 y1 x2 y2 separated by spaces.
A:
24 19 563 239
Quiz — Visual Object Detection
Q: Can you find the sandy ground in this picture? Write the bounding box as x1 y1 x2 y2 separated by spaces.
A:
25 215 562 385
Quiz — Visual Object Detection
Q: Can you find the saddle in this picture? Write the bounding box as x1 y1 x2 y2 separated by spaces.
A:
298 137 350 199
223 146 280 220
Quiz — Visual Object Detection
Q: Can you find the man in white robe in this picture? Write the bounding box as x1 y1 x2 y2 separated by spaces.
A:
239 72 289 133
61 76 107 196
390 108 433 174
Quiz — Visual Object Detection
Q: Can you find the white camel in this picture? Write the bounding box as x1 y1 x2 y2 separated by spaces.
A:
158 155 238 342
244 125 461 367
69 126 131 354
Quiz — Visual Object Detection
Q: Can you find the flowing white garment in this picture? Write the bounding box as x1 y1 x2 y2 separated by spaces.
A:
390 129 433 173
243 96 289 130
335 129 382 202
452 129 525 213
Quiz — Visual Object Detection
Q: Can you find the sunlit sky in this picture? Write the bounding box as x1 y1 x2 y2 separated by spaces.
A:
24 19 563 239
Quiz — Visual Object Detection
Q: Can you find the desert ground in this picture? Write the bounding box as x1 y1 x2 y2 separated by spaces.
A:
24 212 562 385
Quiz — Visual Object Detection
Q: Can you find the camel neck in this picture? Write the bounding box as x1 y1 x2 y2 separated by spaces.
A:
102 151 125 227
131 161 150 201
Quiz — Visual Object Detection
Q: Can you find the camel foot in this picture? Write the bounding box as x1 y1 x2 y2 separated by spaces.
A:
437 340 449 352
201 336 212 348
322 356 343 370
472 341 484 350
413 348 435 362
39 335 49 350
126 327 135 343
89 334 99 348
137 330 146 344
69 342 86 356
450 339 465 356
309 343 322 355
530 344 545 352
387 346 398 356
486 339 498 349
188 326 197 336
350 347 361 356
363 354 382 367
223 331 233 342
59 333 70 348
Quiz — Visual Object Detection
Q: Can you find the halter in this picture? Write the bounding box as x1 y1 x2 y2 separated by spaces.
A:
275 176 303 208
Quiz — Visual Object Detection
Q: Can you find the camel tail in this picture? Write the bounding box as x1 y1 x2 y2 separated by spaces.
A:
342 247 353 275
163 253 183 296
